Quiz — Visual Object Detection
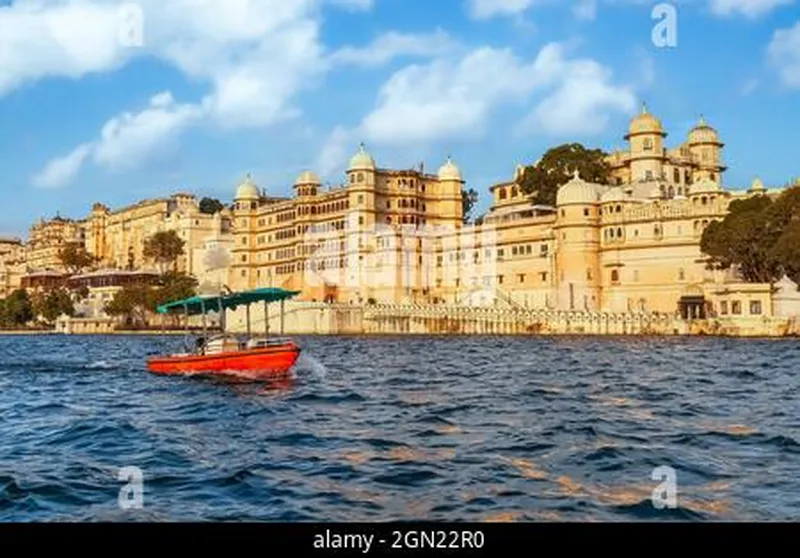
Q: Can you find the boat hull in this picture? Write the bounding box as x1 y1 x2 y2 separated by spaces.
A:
146 341 301 378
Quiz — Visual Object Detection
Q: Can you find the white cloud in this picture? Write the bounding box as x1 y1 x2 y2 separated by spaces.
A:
31 143 94 189
10 0 377 186
466 0 537 19
328 29 458 67
33 91 204 188
768 21 800 88
707 0 795 17
572 0 598 21
348 43 635 147
315 126 354 177
518 59 637 136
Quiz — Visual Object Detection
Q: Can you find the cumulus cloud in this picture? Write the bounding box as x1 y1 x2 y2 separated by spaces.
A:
768 21 800 88
314 42 636 178
328 29 459 67
465 0 537 19
357 43 634 143
32 92 203 188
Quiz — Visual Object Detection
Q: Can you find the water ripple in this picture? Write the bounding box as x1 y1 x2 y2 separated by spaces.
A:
0 334 798 521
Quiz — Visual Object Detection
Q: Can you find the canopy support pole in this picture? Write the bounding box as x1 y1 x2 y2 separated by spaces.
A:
246 303 251 338
200 299 207 338
264 300 269 337
280 299 285 335
219 294 225 334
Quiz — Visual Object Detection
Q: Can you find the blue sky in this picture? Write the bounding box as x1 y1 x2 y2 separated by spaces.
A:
1 0 799 237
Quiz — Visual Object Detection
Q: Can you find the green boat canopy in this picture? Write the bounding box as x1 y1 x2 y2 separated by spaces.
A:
155 287 301 315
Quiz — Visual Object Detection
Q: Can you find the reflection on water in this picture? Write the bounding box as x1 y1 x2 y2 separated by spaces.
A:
0 334 797 521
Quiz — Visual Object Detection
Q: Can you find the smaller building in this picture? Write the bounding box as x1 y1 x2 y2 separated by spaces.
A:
68 269 160 319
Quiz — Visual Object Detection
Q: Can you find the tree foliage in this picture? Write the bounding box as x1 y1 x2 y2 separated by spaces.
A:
199 197 225 215
0 289 34 328
104 272 198 328
517 143 612 206
58 242 96 274
143 230 185 274
462 187 479 224
32 287 75 323
700 184 800 285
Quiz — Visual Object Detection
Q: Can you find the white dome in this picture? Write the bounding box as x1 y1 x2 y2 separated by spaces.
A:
295 170 320 185
438 156 462 181
556 170 602 206
749 177 765 192
348 143 376 171
235 173 260 200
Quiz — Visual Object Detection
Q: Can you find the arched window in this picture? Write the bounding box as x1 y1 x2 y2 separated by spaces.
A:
701 196 708 205
357 172 365 183
615 205 622 213
616 227 623 238
499 188 507 200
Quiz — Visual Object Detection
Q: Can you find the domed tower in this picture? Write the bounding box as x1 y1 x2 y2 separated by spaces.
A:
688 116 725 185
346 143 377 230
231 173 260 290
625 103 667 183
437 156 464 226
553 170 602 311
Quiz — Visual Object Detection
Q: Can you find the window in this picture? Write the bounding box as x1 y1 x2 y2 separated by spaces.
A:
633 270 639 282
678 268 685 281
616 227 623 238
540 272 548 282
732 300 742 315
358 216 364 225
584 208 590 217
357 173 365 183
750 300 762 315
645 170 653 180
616 205 622 213
499 188 507 200
386 201 391 209
586 269 593 281
561 209 566 217
643 138 653 151
611 270 619 283
518 274 525 284
674 168 680 183
720 301 728 315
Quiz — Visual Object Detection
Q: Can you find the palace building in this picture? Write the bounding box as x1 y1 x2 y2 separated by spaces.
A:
22 194 232 289
226 107 797 320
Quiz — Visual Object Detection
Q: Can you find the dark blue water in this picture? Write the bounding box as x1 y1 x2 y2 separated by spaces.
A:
0 334 798 521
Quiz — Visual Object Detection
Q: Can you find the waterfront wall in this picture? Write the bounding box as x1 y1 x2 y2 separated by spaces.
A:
225 302 800 337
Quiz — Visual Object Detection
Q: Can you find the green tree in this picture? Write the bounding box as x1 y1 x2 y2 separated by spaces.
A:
104 285 155 328
462 187 479 224
58 242 96 275
1 289 34 327
143 230 185 274
700 184 800 285
199 197 225 214
517 143 612 206
32 287 75 323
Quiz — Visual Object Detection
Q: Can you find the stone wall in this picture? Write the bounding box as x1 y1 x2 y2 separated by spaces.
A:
224 301 796 337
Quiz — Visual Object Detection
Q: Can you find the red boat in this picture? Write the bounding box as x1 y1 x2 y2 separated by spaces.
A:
146 287 302 380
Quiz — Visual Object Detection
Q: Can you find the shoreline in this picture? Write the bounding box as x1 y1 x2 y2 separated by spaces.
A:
0 329 797 340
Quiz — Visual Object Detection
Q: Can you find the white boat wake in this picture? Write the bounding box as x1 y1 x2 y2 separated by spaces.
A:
292 352 329 380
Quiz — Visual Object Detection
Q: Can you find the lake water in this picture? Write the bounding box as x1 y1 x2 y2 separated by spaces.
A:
0 334 798 521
